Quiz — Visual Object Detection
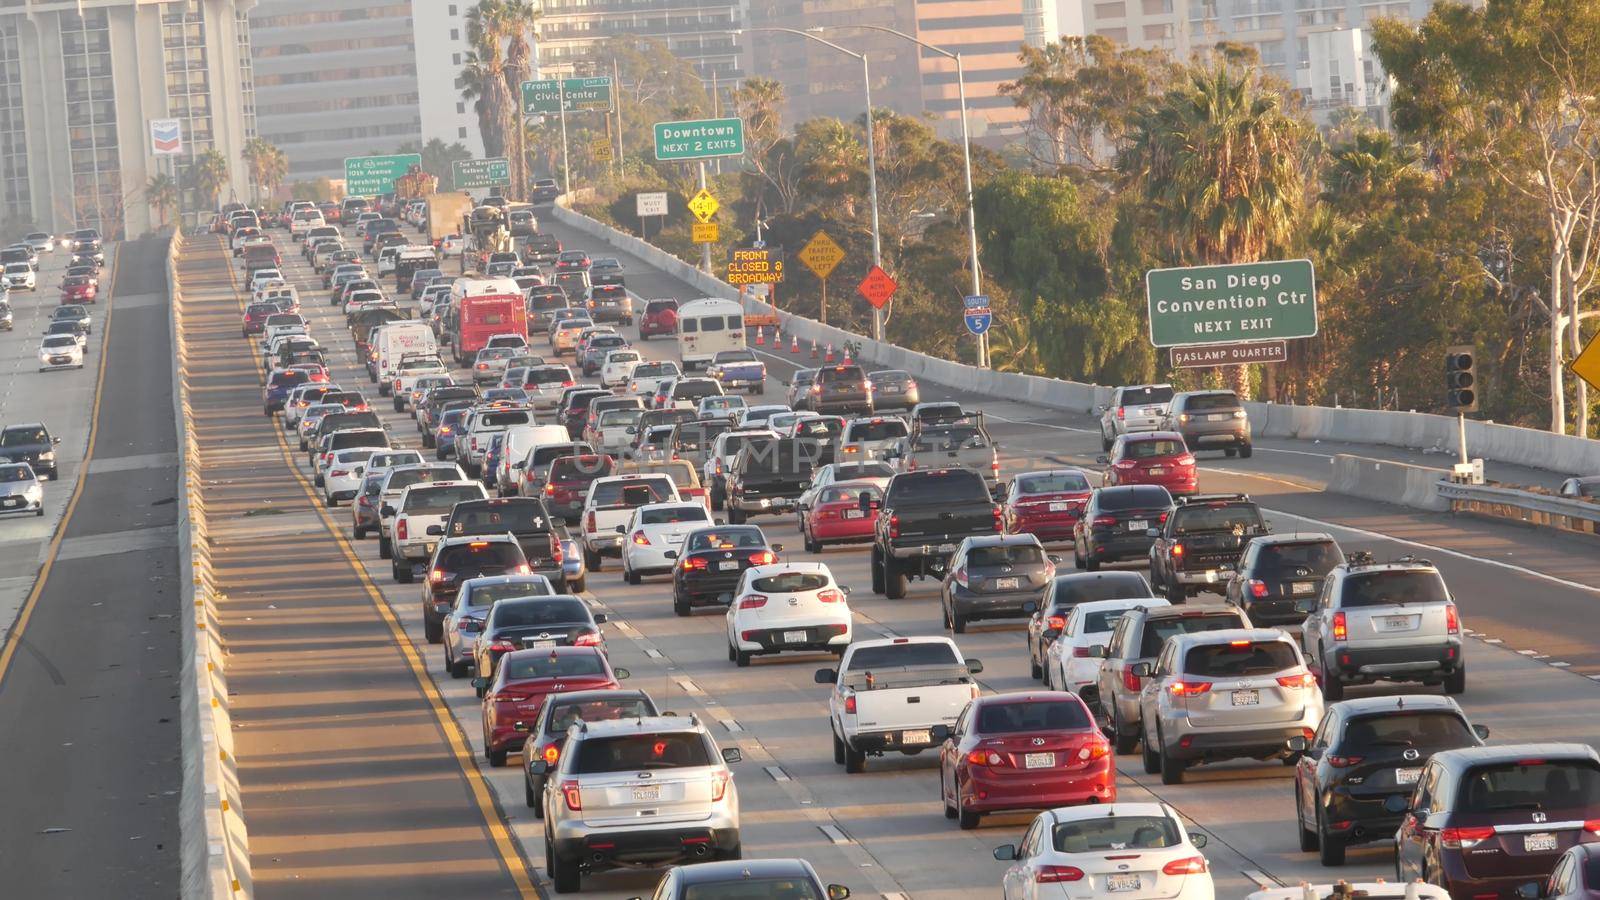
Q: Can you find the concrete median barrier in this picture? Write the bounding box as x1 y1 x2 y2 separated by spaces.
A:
1326 454 1449 512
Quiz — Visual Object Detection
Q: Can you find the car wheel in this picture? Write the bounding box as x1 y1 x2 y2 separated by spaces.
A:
941 769 957 819
727 506 745 524
486 747 507 767
956 780 981 830
583 546 601 571
1297 783 1319 852
734 645 752 667
1321 654 1345 701
527 775 544 813
1141 723 1160 774
673 597 691 617
1318 804 1346 866
1158 727 1185 785
844 742 866 774
353 523 368 540
1073 544 1084 569
884 556 907 600
1112 706 1139 755
446 650 469 678
323 492 336 508
1029 645 1043 681
424 614 443 644
870 549 886 595
716 842 741 862
1083 551 1100 572
1444 666 1466 695
951 608 966 634
625 565 641 586
568 573 586 594
1240 444 1254 459
378 536 392 559
35 507 44 518
1165 579 1185 605
804 533 821 554
393 559 413 584
421 433 435 448
313 473 324 487
547 842 581 894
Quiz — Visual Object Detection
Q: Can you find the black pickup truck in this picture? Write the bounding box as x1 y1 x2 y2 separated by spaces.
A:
1146 493 1268 603
869 468 1000 599
725 437 822 523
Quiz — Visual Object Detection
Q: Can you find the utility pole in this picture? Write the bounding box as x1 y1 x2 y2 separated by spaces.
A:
612 56 623 179
698 161 712 275
557 80 572 198
861 53 883 342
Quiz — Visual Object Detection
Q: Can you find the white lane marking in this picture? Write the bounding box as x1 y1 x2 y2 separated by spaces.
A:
764 765 791 782
643 648 664 659
1552 661 1572 668
1242 869 1278 888
675 677 703 695
719 717 743 732
819 824 852 845
1484 638 1504 644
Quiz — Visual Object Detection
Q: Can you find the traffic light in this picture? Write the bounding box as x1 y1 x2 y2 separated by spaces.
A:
1446 344 1477 413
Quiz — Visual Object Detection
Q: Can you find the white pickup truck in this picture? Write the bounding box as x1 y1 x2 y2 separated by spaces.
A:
384 480 487 584
815 636 983 774
577 473 680 569
389 354 450 407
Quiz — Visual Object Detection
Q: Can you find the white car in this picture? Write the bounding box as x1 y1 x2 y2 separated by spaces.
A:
485 332 529 352
362 449 424 484
619 501 713 584
599 349 640 387
625 359 680 398
698 395 747 420
23 232 55 253
38 334 83 370
4 262 36 291
322 448 378 507
1046 597 1169 694
736 404 790 429
0 462 44 516
994 802 1215 900
578 473 680 568
387 479 489 583
524 364 574 410
725 562 852 666
591 408 643 456
1099 384 1175 450
247 269 284 293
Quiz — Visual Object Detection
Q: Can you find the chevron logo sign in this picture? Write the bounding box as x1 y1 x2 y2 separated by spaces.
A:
150 118 182 156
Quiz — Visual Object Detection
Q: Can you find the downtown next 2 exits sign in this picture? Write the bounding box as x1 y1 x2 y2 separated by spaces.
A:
653 118 745 162
1144 259 1317 348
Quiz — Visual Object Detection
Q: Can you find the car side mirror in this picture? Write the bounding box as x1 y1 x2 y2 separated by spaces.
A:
512 721 529 733
1514 883 1544 900
717 592 734 605
663 550 677 560
1286 736 1308 752
613 667 629 680
930 724 951 742
529 760 549 775
1190 834 1208 849
814 668 838 685
592 612 607 624
50 436 60 445
965 659 983 674
826 885 851 900
625 426 637 435
1021 600 1038 614
1146 528 1160 537
992 844 1018 862
719 746 743 764
1131 661 1153 677
858 493 872 514
1294 598 1316 614
426 525 443 536
1095 454 1110 465
840 585 851 596
513 460 525 469
380 505 395 517
1383 794 1410 814
1088 645 1106 659
1473 724 1491 740
471 676 488 690
770 543 785 554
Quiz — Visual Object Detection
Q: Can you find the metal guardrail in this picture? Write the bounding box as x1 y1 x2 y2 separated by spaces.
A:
1436 480 1600 533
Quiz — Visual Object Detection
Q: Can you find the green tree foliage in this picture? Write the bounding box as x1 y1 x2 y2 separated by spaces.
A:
397 138 474 190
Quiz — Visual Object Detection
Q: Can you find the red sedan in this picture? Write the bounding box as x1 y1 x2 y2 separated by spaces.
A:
802 480 880 552
938 692 1114 829
59 275 97 305
1003 468 1093 543
480 646 626 767
1100 432 1197 495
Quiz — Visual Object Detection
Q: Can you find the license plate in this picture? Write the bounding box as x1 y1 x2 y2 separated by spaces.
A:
1293 581 1315 594
1395 767 1422 785
1048 501 1071 512
1525 832 1559 852
936 543 957 553
1107 873 1141 892
1210 413 1232 421
902 729 931 745
993 576 1020 590
528 639 556 649
843 509 863 519
631 785 660 802
425 542 436 554
718 561 740 571
783 630 807 644
1382 615 1413 629
1232 689 1259 706
1127 519 1148 531
1024 752 1054 769
2 498 18 507
1148 467 1166 475
666 533 682 543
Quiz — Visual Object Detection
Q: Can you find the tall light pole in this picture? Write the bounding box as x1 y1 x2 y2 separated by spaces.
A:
737 26 884 341
814 25 986 367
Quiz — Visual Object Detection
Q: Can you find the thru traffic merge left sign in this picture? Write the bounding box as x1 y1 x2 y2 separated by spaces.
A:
688 189 719 223
857 265 898 310
798 230 845 280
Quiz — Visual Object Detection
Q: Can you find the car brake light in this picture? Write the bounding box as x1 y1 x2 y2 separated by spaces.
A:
1168 680 1211 697
572 632 601 646
550 540 564 564
888 514 899 539
1440 826 1495 849
1093 515 1117 526
631 530 650 546
991 505 1002 531
1036 865 1084 883
457 617 481 633
329 469 348 478
429 569 445 583
1171 542 1184 557
1249 579 1268 598
560 780 582 811
1584 819 1600 834
495 693 528 703
586 511 597 532
1078 738 1110 761
817 589 842 603
542 744 560 765
396 520 408 540
1161 856 1207 876
1333 611 1347 641
966 749 1004 767
1116 407 1125 420
1327 754 1364 768
843 693 856 714
1445 603 1459 634
1277 671 1317 689
488 640 518 653
1176 454 1195 466
1046 615 1066 632
684 556 708 570
1121 663 1143 692
738 595 768 610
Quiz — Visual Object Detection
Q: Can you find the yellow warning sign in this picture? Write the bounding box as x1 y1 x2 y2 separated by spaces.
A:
688 189 719 223
797 230 845 280
592 139 613 161
692 222 720 244
1570 331 1600 392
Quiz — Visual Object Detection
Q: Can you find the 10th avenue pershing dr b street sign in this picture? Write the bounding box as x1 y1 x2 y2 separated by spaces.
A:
654 118 745 162
1145 259 1317 348
344 154 421 196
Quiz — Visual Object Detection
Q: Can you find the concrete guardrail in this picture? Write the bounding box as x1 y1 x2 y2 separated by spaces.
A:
169 231 253 899
1437 480 1600 535
1327 454 1449 512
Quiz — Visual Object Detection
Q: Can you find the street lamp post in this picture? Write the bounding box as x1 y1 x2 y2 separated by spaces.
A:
815 25 987 367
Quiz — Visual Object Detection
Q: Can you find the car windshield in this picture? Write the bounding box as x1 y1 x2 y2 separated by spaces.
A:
465 581 554 607
1184 640 1298 677
1138 613 1246 657
450 503 551 535
686 528 766 552
572 732 712 773
0 464 32 482
1342 571 1449 608
977 700 1090 734
1052 815 1179 853
1119 386 1174 406
845 642 959 670
0 428 47 446
1124 439 1185 459
1171 505 1264 535
1255 541 1342 577
1018 471 1091 494
403 484 485 511
1186 393 1239 411
494 598 590 628
1340 712 1475 755
545 698 656 735
1097 486 1173 511
43 336 76 348
683 881 822 900
750 572 829 593
1457 761 1600 813
500 651 605 681
639 506 709 526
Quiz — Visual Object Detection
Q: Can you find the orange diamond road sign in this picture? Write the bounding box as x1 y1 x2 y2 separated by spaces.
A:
857 265 897 310
797 230 845 280
1571 331 1600 392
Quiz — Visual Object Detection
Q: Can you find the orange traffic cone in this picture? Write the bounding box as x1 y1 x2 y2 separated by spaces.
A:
810 341 819 360
842 349 852 365
824 343 835 363
755 328 765 346
790 334 800 354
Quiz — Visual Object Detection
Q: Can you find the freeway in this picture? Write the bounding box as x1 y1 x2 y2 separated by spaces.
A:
0 236 182 897
175 213 1600 900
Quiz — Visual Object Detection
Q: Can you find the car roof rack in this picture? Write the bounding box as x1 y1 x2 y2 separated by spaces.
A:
1173 492 1251 505
1344 550 1433 569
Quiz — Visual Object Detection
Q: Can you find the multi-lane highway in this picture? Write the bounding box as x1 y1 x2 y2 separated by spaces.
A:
165 211 1600 900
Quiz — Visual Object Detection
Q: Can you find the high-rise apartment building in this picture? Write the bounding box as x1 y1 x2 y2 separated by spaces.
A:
0 0 255 238
744 0 924 128
534 0 745 83
914 0 1029 140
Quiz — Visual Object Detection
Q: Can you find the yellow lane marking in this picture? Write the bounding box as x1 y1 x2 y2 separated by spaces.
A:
210 239 540 898
0 246 123 689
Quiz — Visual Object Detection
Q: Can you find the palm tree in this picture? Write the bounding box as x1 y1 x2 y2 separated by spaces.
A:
146 174 178 228
240 137 279 202
498 0 540 198
190 149 231 211
463 0 518 179
260 146 289 199
458 50 496 156
1119 61 1312 397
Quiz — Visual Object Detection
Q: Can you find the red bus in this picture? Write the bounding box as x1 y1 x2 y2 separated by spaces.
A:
449 277 527 365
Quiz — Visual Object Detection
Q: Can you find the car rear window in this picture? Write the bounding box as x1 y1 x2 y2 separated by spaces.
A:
820 484 879 505
912 425 986 452
329 431 388 451
751 571 829 593
1052 815 1179 853
1138 612 1248 657
436 542 523 570
591 477 674 507
572 733 712 773
1017 471 1091 494
686 528 766 552
545 698 656 735
480 410 532 428
501 651 606 681
1097 486 1173 511
794 419 841 439
1456 760 1600 813
639 506 709 526
1081 609 1132 633
1119 386 1174 406
672 380 722 400
1339 712 1475 755
845 642 959 670
550 455 613 481
449 502 552 535
818 365 865 384
1124 438 1185 459
977 700 1090 734
1171 504 1265 535
530 368 569 386
1050 573 1153 608
847 420 907 442
494 598 590 628
1184 640 1299 677
719 433 768 457
1185 393 1239 411
1340 571 1449 608
968 544 1044 567
403 484 486 511
464 581 554 606
888 470 990 504
1255 541 1342 577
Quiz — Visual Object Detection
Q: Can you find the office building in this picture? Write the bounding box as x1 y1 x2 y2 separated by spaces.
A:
0 0 256 238
914 0 1030 140
744 0 923 128
534 0 745 84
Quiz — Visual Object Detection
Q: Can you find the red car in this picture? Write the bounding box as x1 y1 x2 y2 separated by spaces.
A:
1100 432 1197 495
638 298 679 340
938 692 1115 829
59 275 97 304
802 480 880 552
480 646 624 766
242 302 276 337
1003 468 1093 543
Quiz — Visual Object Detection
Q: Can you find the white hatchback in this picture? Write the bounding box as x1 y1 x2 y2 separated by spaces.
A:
599 349 641 387
1047 597 1169 694
38 334 83 370
725 563 852 667
322 448 377 506
620 501 713 584
995 802 1214 900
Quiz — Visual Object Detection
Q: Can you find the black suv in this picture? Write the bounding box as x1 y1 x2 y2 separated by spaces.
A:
1072 484 1173 570
439 497 567 597
0 423 59 480
1292 695 1487 866
1225 532 1344 626
1147 493 1268 602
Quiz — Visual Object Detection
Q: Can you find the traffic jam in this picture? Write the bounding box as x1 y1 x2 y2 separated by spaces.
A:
226 194 1599 900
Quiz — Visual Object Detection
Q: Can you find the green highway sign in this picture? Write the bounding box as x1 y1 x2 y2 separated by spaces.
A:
653 118 745 162
344 153 421 196
1145 259 1317 348
451 157 510 190
521 77 613 115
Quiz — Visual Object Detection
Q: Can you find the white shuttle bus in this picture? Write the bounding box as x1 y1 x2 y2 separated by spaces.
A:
676 297 745 370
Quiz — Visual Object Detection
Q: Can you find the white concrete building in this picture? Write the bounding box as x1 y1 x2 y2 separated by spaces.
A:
412 1 485 158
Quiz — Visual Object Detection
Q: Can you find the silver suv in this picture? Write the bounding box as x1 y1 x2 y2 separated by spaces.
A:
1136 627 1322 785
536 715 743 894
1299 553 1464 701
